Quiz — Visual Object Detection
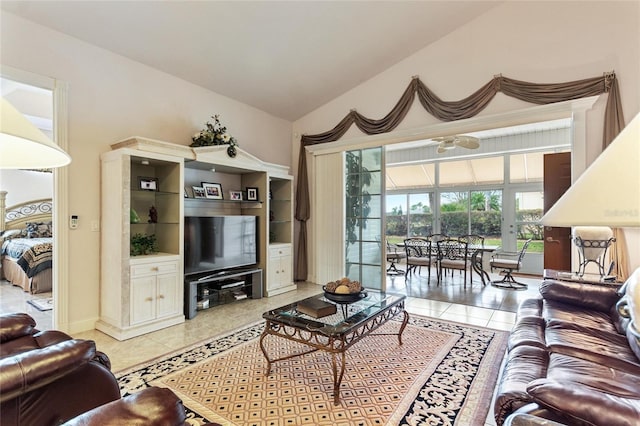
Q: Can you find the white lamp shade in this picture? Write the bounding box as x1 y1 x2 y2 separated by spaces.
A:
0 97 71 169
541 113 640 227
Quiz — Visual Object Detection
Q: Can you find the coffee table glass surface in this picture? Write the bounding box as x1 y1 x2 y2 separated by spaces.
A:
263 290 405 335
543 268 621 287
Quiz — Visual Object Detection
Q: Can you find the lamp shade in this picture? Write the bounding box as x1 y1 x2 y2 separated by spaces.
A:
0 97 71 169
541 113 640 227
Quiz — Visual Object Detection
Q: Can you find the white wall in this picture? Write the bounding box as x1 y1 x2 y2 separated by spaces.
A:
293 1 640 282
1 12 292 331
0 170 53 207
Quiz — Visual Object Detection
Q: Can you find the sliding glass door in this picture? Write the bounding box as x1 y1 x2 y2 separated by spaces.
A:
409 193 435 237
440 191 469 236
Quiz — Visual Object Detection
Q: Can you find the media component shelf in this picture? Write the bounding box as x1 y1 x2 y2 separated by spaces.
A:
101 137 295 337
184 268 263 319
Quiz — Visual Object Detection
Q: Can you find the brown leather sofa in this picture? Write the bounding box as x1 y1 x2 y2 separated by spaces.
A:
0 313 195 426
494 270 640 425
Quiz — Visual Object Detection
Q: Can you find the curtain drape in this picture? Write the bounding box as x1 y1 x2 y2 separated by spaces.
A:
295 72 625 282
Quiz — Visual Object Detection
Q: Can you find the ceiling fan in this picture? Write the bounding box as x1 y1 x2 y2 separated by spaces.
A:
433 135 480 153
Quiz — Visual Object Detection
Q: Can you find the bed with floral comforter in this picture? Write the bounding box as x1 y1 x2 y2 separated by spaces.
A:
0 197 53 294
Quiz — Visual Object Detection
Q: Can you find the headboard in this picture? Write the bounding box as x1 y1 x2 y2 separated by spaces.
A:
0 191 53 233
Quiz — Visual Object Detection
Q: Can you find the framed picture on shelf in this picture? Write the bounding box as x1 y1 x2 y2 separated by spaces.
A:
192 186 206 198
138 176 158 191
229 190 243 201
202 182 223 200
246 187 259 201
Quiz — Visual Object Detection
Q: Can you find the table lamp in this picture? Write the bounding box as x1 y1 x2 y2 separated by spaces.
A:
0 97 71 169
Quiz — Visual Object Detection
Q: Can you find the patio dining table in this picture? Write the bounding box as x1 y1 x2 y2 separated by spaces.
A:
469 244 499 285
394 239 498 285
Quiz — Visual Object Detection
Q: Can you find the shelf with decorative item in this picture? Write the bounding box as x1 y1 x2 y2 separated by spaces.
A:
131 189 180 196
184 198 263 208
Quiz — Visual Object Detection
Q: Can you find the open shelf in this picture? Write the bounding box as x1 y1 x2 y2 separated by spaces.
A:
184 198 263 208
184 268 263 319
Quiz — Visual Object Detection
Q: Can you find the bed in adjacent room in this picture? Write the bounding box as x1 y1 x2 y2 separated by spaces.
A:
0 193 53 294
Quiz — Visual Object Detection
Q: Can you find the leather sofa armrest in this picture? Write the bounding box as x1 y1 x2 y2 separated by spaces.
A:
527 379 640 425
62 387 187 426
31 331 112 369
0 313 37 343
0 339 96 402
540 279 620 312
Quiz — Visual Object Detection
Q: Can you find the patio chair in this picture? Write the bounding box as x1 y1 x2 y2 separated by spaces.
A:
428 233 447 263
460 234 485 283
403 237 434 280
490 238 532 290
386 239 406 275
573 226 615 277
436 237 471 287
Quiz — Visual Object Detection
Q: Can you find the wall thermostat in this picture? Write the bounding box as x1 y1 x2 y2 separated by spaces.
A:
70 215 79 229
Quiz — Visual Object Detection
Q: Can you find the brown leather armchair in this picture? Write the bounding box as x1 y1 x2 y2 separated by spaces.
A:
0 312 211 426
62 386 188 426
0 312 121 425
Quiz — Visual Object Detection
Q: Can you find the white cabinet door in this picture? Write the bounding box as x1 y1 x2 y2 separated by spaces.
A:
156 272 180 318
269 244 292 290
279 253 292 286
130 259 179 325
130 275 156 325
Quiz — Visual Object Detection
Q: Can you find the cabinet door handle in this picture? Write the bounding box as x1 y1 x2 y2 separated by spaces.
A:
158 294 165 299
145 297 153 302
151 267 159 271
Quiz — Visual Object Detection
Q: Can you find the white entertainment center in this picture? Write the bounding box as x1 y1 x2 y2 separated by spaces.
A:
97 137 295 340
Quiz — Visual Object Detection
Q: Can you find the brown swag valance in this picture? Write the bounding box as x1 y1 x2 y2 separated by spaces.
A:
295 73 626 281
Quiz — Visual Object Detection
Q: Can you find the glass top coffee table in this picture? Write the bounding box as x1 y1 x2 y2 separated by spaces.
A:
260 290 408 405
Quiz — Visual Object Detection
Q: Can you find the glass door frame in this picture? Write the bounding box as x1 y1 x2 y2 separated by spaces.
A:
345 147 385 290
502 184 544 274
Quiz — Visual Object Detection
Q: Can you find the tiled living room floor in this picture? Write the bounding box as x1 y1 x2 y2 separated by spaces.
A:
2 268 535 425
387 265 542 312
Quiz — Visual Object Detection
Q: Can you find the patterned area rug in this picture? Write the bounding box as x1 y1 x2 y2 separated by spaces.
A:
116 315 508 425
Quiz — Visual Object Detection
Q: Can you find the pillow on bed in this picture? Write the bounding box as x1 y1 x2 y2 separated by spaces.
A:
26 221 53 238
1 229 24 240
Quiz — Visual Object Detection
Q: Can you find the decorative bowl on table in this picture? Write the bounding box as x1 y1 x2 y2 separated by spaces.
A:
323 278 367 304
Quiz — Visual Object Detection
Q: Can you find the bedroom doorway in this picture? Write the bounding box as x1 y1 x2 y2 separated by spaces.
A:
1 69 67 331
0 77 54 329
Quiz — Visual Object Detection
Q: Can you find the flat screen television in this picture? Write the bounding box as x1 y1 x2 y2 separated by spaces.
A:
184 215 258 277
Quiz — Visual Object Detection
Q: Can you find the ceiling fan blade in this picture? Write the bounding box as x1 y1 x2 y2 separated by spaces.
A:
455 136 480 149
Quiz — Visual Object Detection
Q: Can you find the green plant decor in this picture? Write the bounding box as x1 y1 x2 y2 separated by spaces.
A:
130 233 157 256
190 114 239 157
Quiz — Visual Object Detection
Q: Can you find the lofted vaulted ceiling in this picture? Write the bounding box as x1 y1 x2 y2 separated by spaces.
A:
0 1 501 121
